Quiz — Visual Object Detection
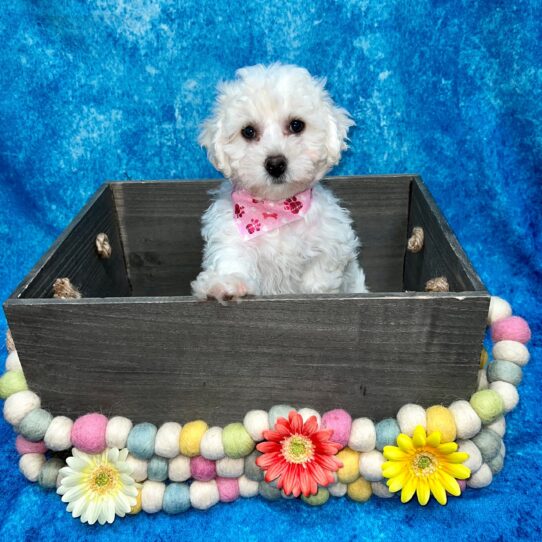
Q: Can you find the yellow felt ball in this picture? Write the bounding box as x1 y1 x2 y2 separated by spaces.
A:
426 405 456 443
130 488 142 514
480 348 489 369
336 447 360 484
347 477 372 502
179 420 208 457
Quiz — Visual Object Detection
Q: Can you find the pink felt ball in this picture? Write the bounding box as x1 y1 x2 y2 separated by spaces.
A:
321 409 352 449
216 477 240 502
458 479 467 493
15 435 47 455
71 413 108 453
491 316 531 344
190 456 216 481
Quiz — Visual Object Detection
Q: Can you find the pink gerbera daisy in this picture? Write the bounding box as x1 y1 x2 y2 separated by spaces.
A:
256 411 343 497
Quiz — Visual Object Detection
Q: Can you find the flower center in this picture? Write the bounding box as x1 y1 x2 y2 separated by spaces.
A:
89 465 118 494
282 434 314 464
412 452 437 476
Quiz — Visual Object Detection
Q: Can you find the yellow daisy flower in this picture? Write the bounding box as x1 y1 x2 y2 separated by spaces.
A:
382 425 470 506
57 448 138 525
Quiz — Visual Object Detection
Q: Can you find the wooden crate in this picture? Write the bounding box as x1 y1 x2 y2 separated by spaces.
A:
3 175 489 425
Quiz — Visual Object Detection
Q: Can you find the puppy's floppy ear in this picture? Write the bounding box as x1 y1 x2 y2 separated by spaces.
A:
324 98 355 167
198 102 232 178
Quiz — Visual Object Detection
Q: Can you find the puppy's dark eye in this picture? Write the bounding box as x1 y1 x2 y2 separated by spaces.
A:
241 125 257 140
289 119 305 134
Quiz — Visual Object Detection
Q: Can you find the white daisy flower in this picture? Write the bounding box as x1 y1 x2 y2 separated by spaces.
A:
57 447 138 525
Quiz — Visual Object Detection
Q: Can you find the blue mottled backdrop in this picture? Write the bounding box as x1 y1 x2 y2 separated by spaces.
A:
1 1 541 540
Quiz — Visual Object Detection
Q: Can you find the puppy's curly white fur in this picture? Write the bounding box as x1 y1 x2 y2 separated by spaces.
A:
191 63 368 302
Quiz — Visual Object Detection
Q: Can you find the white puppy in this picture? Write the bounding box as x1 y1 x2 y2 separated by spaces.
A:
191 63 368 301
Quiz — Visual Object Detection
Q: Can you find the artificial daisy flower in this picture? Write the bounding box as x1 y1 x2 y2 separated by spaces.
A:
57 447 138 525
382 425 470 506
256 410 343 497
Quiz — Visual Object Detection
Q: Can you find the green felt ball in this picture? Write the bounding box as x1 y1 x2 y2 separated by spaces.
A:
222 422 255 459
18 408 53 442
258 481 281 501
38 458 64 489
0 370 27 399
302 488 330 506
244 450 264 482
487 360 523 386
469 390 505 424
472 429 502 462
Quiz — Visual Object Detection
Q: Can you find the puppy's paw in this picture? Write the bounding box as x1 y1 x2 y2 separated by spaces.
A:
191 271 251 304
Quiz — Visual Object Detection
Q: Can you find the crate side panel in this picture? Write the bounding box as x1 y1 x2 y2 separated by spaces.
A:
111 176 411 296
6 295 488 425
20 188 130 299
404 179 485 292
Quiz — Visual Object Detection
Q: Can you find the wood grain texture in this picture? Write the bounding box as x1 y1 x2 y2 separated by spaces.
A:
5 293 488 425
13 186 131 300
404 177 486 292
110 175 412 295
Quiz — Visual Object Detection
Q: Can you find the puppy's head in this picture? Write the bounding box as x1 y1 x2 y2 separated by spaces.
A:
199 63 354 200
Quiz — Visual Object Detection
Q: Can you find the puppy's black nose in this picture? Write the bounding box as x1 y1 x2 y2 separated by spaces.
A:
265 155 287 178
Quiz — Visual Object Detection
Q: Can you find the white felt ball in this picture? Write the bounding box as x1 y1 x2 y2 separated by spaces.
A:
359 450 385 482
19 453 46 482
6 351 22 371
105 416 133 449
200 426 225 460
487 416 506 437
190 480 219 510
243 410 270 441
126 454 148 482
477 369 488 391
490 381 519 413
493 340 530 367
44 416 73 451
457 440 483 474
328 482 347 497
396 404 426 436
154 422 182 458
3 390 40 426
348 417 376 452
216 457 244 478
168 455 191 482
448 400 482 439
298 408 321 427
371 482 394 498
141 480 165 513
487 297 512 325
238 475 259 498
467 463 493 488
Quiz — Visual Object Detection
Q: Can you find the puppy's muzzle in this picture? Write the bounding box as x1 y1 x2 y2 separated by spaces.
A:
265 155 287 180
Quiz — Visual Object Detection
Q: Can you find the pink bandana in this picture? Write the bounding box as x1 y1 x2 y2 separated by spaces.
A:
232 188 312 240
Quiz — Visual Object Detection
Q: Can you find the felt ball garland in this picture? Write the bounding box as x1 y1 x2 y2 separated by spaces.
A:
0 296 534 518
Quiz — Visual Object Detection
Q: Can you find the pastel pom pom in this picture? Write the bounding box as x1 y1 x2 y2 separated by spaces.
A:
258 481 281 500
222 422 255 458
359 450 385 482
396 404 426 437
44 416 73 451
200 426 225 460
467 463 493 488
216 457 244 478
154 422 182 459
328 482 347 497
126 454 148 482
487 416 506 437
168 455 191 482
487 360 522 386
216 477 240 502
301 487 329 506
141 480 165 513
238 475 259 498
472 429 501 462
243 410 270 441
105 416 133 449
491 316 531 344
297 408 321 427
179 420 208 457
457 440 483 473
448 400 482 440
322 409 352 448
19 453 46 482
336 447 360 484
371 481 394 498
244 450 264 482
489 381 519 413
268 405 294 427
348 417 376 452
147 455 169 482
470 390 505 424
71 413 108 454
38 457 64 489
127 422 158 460
347 477 372 502
375 418 400 451
3 390 40 426
15 435 47 455
487 296 512 325
190 456 216 481
0 370 27 399
5 351 22 371
426 405 456 443
19 408 53 442
492 340 530 366
162 483 190 514
190 480 220 510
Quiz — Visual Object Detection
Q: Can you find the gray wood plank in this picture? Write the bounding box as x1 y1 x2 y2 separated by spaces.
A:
5 293 489 425
110 175 412 295
404 177 486 292
14 186 131 300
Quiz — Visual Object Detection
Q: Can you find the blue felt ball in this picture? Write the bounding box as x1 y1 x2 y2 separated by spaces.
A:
18 408 53 442
375 418 401 451
163 483 191 514
472 428 502 462
487 360 523 386
268 404 295 427
147 455 169 482
127 423 158 460
259 481 281 500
